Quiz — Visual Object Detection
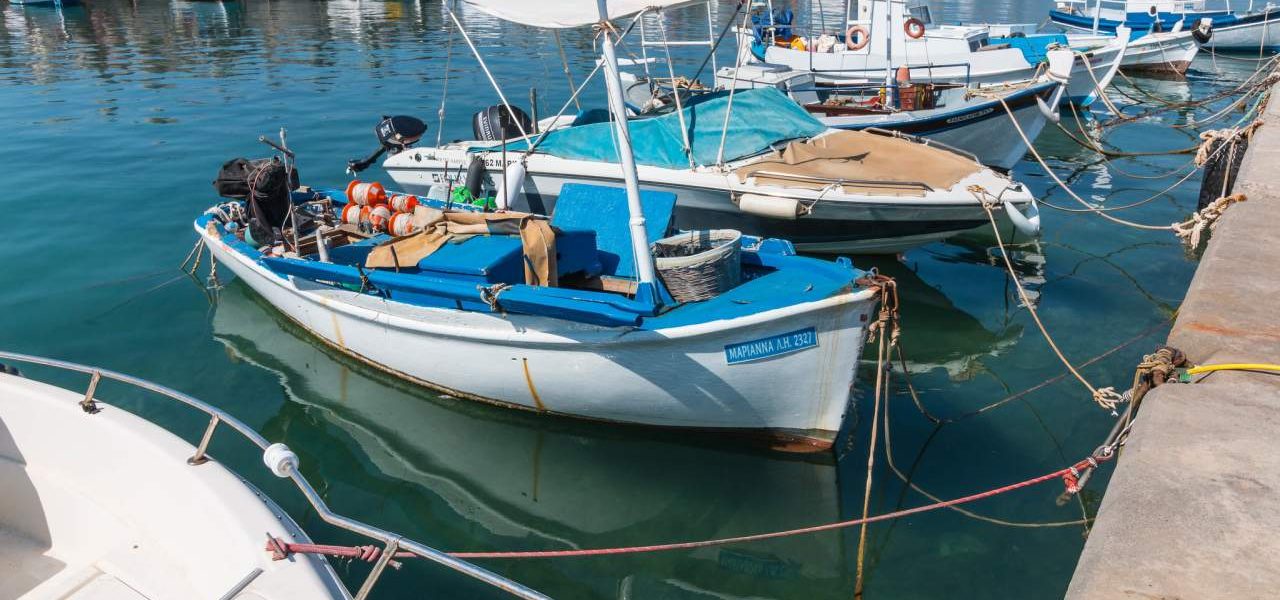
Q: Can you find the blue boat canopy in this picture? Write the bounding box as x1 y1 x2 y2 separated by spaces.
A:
497 88 827 170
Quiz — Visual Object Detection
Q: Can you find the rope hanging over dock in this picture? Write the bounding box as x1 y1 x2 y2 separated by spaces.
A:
1172 193 1248 251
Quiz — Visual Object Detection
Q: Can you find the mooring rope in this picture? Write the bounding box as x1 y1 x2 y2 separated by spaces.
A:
265 449 1114 561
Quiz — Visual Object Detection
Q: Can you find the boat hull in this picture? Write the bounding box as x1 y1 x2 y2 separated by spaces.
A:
819 83 1055 171
751 38 1123 106
1053 10 1280 51
385 151 1035 254
197 224 879 451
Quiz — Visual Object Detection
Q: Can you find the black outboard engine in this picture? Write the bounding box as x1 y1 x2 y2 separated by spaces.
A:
347 115 427 174
472 105 533 142
1192 18 1214 44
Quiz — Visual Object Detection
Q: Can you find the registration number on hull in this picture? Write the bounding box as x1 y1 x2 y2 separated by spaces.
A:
724 327 818 365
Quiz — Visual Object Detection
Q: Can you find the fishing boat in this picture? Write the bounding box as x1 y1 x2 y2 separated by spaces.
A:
713 49 1073 171
742 0 1131 107
0 352 545 599
980 22 1203 75
194 0 888 452
1051 0 1280 52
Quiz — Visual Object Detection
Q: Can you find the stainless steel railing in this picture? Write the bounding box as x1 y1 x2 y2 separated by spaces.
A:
0 350 551 600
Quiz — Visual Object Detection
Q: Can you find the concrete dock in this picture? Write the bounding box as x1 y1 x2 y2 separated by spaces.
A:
1065 84 1280 598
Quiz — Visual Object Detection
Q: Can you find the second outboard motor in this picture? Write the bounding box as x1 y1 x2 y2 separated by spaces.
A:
472 105 533 142
348 115 427 174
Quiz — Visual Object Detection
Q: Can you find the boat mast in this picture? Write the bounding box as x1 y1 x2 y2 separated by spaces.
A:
597 0 658 291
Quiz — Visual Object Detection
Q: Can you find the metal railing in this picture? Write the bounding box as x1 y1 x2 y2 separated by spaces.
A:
0 351 551 600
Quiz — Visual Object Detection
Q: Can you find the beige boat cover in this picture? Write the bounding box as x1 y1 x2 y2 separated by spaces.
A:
734 130 981 197
365 208 557 287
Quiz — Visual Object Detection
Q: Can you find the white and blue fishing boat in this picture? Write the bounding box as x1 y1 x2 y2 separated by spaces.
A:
194 0 885 452
1051 0 1280 52
742 0 1131 107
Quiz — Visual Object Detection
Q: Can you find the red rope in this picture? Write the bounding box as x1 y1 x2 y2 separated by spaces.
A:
268 456 1109 562
449 457 1108 559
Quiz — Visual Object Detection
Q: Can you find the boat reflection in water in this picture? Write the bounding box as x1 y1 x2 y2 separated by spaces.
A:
211 282 858 599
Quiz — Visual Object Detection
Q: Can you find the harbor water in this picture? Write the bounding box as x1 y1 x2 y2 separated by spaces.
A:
0 1 1262 597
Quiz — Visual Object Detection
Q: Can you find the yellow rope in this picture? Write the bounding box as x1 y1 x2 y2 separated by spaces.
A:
1187 363 1280 376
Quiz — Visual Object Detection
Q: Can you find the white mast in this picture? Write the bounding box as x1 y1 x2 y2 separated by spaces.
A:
597 0 658 289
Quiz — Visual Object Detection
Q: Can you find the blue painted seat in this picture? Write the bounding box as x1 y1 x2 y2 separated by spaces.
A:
415 230 599 284
550 184 677 280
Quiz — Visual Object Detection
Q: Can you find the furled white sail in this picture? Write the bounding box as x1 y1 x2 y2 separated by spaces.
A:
460 0 701 28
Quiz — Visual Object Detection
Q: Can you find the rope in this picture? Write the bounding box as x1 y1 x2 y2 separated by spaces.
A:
444 455 1112 559
1172 193 1247 251
996 97 1175 231
435 16 454 147
1075 50 1125 116
853 277 898 598
972 187 1126 412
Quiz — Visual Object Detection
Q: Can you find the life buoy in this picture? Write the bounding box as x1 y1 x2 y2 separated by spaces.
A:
904 18 926 39
846 25 870 50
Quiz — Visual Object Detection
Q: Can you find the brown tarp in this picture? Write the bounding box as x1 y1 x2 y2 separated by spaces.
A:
734 130 980 197
365 209 558 287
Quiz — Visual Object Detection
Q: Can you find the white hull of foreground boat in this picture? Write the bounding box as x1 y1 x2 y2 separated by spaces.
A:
384 148 1036 254
0 373 347 600
196 223 879 450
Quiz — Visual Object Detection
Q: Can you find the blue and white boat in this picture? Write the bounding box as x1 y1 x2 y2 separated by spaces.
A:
195 0 885 452
741 0 1131 107
715 51 1073 171
1051 0 1279 52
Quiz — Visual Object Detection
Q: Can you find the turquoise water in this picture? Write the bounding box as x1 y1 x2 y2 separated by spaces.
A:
0 1 1265 598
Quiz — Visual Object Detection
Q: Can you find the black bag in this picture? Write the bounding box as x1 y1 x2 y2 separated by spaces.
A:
213 157 300 245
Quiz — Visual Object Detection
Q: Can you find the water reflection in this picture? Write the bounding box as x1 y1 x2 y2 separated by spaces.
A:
213 282 858 599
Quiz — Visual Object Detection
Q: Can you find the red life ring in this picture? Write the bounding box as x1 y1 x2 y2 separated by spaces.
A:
846 25 870 50
904 18 926 39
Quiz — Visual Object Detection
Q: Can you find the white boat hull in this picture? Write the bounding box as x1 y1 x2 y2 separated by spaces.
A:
197 224 879 450
1070 31 1200 74
0 374 346 600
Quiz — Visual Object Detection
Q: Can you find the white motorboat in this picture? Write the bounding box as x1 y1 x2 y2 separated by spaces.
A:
980 23 1202 75
0 352 546 600
383 87 1040 254
1052 0 1280 52
741 0 1131 107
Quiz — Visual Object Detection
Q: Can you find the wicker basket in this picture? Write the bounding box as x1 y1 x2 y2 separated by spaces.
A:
652 230 743 302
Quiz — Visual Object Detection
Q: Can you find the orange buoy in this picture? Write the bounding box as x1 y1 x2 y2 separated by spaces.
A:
369 205 392 232
346 180 387 206
389 193 419 213
340 204 369 226
388 212 417 236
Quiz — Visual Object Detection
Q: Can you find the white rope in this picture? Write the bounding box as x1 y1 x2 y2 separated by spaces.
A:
656 11 694 168
715 7 757 168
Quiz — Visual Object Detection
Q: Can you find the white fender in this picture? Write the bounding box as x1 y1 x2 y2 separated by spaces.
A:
737 193 805 220
263 442 299 478
1004 199 1042 237
494 160 527 210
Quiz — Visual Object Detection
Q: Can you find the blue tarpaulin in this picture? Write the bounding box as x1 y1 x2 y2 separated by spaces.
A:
514 88 827 170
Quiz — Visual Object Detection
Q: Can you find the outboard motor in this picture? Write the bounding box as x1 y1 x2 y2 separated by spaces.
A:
471 105 533 142
347 115 427 174
1193 18 1214 44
